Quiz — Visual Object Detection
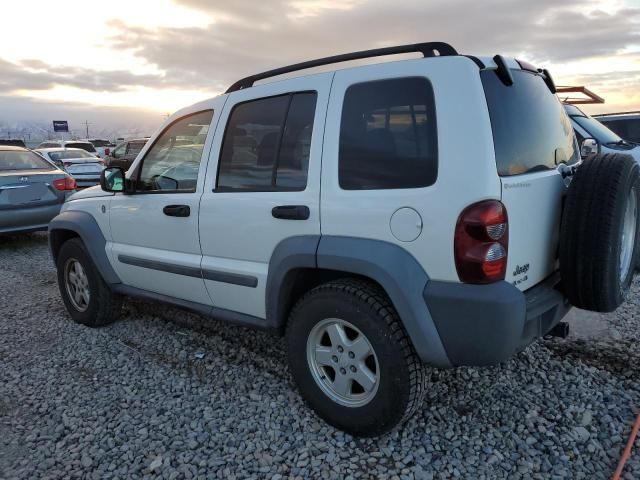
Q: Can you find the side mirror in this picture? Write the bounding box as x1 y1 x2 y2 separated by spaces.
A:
580 138 598 158
100 167 125 192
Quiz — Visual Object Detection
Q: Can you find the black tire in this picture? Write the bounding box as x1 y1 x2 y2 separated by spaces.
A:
56 237 122 327
285 279 427 436
560 153 640 312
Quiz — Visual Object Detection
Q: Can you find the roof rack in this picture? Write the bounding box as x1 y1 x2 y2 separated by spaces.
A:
556 85 604 105
226 42 458 93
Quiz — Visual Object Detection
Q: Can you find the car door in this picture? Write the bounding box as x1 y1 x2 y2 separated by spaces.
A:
107 102 224 305
198 73 332 320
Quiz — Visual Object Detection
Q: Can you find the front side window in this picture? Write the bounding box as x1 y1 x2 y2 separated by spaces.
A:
0 150 55 171
339 77 438 190
216 92 317 192
137 110 213 192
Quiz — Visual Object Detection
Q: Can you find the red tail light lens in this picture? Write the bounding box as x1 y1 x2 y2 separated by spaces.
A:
53 177 77 191
454 200 508 284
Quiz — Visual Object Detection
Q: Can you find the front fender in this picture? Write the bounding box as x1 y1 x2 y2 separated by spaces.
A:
48 210 121 285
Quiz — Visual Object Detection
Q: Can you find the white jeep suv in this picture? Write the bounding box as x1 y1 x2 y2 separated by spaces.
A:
49 42 640 436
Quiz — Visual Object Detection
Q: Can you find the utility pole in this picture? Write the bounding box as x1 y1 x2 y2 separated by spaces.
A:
82 120 92 139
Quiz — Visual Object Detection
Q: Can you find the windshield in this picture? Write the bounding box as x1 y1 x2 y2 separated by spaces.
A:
66 142 97 153
48 150 95 161
572 115 625 145
482 69 579 176
0 150 55 171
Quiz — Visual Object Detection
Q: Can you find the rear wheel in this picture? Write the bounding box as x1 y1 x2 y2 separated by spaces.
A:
560 153 640 312
286 279 427 436
57 238 122 326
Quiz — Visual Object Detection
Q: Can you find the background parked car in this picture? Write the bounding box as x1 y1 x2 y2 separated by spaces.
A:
0 146 75 234
564 104 640 161
36 140 99 157
104 138 148 170
593 111 640 144
35 148 105 188
0 139 27 147
83 138 116 158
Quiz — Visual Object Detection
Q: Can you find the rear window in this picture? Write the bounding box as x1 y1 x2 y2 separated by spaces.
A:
481 69 579 176
89 139 111 147
339 77 437 190
48 150 95 161
0 151 55 171
66 142 97 153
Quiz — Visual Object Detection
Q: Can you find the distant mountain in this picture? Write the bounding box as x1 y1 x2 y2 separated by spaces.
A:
0 95 165 145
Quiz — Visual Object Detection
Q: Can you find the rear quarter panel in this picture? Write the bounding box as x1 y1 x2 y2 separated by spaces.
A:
320 56 501 282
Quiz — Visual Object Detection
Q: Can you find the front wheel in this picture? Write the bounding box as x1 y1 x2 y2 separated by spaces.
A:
286 279 427 436
56 237 122 327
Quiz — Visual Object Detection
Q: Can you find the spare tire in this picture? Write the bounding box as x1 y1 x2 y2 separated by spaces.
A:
560 153 640 312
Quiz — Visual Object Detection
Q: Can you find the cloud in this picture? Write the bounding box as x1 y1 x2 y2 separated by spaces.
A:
106 0 640 92
0 57 170 94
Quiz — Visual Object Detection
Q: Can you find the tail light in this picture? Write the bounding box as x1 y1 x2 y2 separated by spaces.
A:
53 177 77 191
105 148 110 156
454 200 508 284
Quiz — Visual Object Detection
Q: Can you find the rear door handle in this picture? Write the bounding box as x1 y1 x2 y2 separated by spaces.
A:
271 205 310 220
163 205 190 217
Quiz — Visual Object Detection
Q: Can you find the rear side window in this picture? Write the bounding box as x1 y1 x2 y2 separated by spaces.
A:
481 69 579 176
339 77 437 190
216 92 317 192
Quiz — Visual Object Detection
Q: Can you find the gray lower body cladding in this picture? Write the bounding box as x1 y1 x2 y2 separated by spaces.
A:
425 273 571 366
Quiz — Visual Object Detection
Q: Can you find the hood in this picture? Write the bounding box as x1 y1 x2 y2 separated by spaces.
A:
67 185 114 201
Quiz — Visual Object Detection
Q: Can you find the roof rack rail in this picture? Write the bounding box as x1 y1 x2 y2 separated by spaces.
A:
225 42 458 93
592 110 640 117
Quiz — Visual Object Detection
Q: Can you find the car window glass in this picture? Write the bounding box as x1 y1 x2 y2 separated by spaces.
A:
137 110 213 192
216 92 317 192
66 142 96 153
0 151 55 171
339 77 437 190
482 69 579 176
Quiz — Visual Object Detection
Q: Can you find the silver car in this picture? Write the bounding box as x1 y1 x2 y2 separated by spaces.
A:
0 146 75 234
36 148 105 188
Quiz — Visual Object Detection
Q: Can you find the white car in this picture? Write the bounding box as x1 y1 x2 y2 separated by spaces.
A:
36 140 99 157
564 105 640 162
48 42 639 436
83 139 116 158
36 148 105 187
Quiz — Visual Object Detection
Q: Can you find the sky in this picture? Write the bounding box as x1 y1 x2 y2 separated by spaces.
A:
0 0 639 137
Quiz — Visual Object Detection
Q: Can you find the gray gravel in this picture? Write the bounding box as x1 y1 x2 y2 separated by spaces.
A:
1 233 640 479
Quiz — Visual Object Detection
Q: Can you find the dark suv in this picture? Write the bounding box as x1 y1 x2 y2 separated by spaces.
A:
104 138 148 170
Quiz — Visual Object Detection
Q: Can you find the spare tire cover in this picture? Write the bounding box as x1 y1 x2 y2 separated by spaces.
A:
559 153 640 312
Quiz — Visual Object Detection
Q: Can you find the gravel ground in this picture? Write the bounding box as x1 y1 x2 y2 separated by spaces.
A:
1 233 640 479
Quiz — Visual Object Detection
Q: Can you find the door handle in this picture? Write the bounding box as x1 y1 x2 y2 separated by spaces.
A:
271 205 310 220
163 205 190 217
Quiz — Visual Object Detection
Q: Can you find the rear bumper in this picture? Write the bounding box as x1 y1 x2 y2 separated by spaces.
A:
424 274 571 366
0 202 64 234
